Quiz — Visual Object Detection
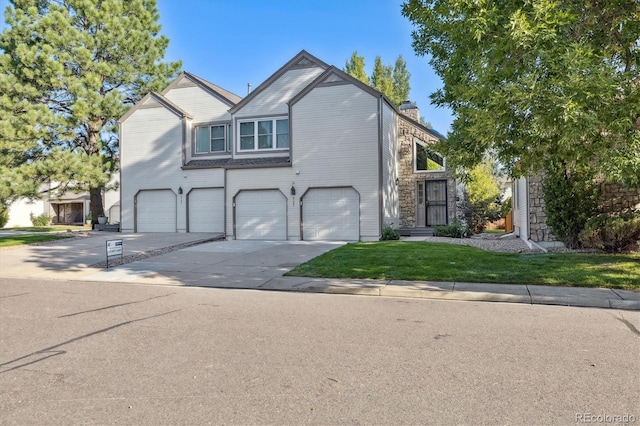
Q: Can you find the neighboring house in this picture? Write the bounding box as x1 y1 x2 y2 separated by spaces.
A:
119 50 454 240
512 173 640 250
4 183 120 228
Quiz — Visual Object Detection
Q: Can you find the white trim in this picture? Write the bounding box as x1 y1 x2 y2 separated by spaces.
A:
237 117 289 152
413 138 446 173
193 122 231 155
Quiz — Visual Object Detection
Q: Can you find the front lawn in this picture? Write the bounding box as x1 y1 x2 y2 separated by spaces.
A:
287 241 640 290
0 234 72 248
4 225 90 232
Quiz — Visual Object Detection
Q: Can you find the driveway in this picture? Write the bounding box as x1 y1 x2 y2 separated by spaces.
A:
0 233 344 286
83 239 346 287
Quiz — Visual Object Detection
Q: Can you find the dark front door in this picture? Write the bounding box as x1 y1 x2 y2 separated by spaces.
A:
417 180 448 227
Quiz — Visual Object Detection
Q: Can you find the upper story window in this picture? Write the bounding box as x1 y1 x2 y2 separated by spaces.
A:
239 118 289 151
415 139 445 172
195 124 230 154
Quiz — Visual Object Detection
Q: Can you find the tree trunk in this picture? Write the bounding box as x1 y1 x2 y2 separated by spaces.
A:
90 187 105 226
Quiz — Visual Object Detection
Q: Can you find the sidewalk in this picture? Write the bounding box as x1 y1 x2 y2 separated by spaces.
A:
258 277 640 310
2 233 638 310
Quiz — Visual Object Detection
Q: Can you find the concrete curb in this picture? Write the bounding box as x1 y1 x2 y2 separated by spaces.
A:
256 277 640 311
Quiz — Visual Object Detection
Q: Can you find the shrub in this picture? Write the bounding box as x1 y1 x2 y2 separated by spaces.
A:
542 163 600 249
30 212 50 227
380 225 400 241
434 220 469 238
458 160 502 234
579 214 640 253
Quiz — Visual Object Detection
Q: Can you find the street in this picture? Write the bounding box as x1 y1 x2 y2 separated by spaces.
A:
1 277 639 425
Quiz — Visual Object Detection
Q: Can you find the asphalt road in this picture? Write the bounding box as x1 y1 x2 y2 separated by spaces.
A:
1 278 639 425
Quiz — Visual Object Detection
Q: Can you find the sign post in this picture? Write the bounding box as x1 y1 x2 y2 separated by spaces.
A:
105 239 123 268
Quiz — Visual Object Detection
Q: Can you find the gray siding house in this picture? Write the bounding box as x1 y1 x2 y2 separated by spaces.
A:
119 50 454 240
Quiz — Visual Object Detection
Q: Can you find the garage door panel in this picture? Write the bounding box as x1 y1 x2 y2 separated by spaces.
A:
137 190 176 232
189 188 224 232
303 188 359 241
236 190 286 240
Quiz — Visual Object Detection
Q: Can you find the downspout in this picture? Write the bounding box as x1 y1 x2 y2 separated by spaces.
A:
118 121 123 233
378 95 384 238
182 117 188 166
223 167 227 239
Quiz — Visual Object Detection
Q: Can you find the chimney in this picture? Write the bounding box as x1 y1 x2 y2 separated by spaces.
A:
247 83 252 94
398 100 420 122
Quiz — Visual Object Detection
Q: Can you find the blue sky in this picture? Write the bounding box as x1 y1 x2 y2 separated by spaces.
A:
155 0 453 133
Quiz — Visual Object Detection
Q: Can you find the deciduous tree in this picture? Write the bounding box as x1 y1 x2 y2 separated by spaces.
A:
344 52 411 106
344 51 369 85
402 0 640 185
0 0 181 221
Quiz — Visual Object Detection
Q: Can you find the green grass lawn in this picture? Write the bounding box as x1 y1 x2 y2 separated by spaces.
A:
287 241 640 290
0 234 72 248
4 225 90 232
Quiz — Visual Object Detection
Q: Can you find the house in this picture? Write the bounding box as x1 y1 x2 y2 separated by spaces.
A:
118 50 455 240
512 173 640 250
4 184 120 228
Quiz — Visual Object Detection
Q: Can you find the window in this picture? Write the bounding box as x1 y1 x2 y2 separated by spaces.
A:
415 140 445 172
238 118 289 151
195 124 229 154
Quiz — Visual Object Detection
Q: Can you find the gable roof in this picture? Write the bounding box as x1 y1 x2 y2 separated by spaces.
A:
228 50 330 114
289 65 396 108
118 92 192 123
161 72 242 106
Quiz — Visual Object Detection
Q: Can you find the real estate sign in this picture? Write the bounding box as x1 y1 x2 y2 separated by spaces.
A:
105 239 123 268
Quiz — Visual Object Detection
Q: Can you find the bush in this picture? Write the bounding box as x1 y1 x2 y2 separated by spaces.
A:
434 220 469 238
542 163 600 249
380 225 400 241
30 212 50 227
578 214 640 253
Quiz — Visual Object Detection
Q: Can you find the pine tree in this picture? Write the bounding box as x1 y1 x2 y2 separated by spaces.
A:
0 0 181 220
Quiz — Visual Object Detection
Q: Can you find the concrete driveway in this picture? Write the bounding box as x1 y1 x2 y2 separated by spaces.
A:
83 239 346 287
0 232 344 286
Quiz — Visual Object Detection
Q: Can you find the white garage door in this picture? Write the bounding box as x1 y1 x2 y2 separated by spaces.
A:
235 190 286 240
136 190 176 232
188 188 224 232
303 188 359 241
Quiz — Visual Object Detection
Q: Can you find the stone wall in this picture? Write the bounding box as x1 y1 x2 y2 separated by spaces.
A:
527 172 640 244
599 182 640 213
526 172 557 243
397 112 456 228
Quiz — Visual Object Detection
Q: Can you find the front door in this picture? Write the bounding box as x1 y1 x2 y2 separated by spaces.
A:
416 180 448 227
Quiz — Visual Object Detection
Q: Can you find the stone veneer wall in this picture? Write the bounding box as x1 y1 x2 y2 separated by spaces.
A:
526 172 557 243
397 111 456 228
528 172 640 244
599 182 640 213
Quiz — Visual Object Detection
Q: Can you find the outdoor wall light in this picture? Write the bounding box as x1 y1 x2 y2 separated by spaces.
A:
178 186 183 195
290 186 296 196
395 178 399 186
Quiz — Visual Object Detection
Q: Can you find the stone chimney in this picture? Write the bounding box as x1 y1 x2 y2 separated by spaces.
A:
398 100 420 122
